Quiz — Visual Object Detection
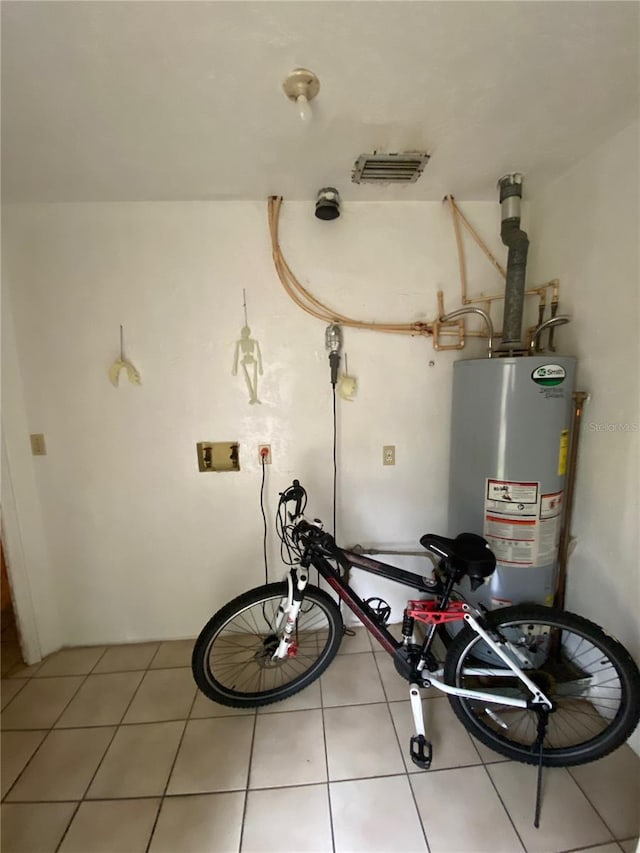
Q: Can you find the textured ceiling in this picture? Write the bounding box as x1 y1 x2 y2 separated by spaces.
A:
1 1 638 202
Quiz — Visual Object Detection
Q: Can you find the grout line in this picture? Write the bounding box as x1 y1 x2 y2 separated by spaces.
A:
372 652 431 852
2 658 109 804
144 687 202 853
318 672 336 853
236 708 258 853
0 676 28 709
52 647 164 853
558 844 625 853
53 648 161 853
481 763 527 851
565 768 626 845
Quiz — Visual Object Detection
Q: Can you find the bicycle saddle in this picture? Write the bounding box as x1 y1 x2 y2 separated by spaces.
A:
420 533 496 590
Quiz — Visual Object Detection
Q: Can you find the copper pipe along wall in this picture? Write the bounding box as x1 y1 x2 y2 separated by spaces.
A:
555 391 589 610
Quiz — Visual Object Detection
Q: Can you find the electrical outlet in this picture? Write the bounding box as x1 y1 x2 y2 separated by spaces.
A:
258 445 272 464
30 434 47 456
383 445 396 466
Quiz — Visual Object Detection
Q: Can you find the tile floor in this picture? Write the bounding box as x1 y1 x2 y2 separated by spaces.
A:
1 624 639 853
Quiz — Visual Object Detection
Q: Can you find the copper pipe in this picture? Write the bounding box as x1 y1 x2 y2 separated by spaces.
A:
555 391 589 609
447 196 507 279
440 307 494 357
446 196 469 304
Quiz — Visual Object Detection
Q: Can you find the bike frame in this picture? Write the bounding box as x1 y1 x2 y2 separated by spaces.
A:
280 536 552 710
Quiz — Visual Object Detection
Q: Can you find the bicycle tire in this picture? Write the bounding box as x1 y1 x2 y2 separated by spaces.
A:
444 604 640 767
192 582 343 708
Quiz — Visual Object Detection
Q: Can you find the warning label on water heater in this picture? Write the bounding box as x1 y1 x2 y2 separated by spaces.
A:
484 479 539 566
483 479 563 567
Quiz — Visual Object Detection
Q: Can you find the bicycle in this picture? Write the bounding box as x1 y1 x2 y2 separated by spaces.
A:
192 479 640 824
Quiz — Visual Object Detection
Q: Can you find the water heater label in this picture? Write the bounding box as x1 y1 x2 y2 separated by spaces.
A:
484 478 541 566
558 429 569 475
531 364 566 386
484 479 564 568
486 479 538 506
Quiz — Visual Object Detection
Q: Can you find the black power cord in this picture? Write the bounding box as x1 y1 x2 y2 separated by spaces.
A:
332 383 337 538
260 454 268 585
331 377 354 637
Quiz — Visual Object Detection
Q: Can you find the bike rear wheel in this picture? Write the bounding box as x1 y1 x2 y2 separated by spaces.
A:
444 605 640 767
192 582 343 708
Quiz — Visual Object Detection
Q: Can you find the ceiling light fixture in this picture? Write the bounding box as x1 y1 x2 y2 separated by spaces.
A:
282 68 320 122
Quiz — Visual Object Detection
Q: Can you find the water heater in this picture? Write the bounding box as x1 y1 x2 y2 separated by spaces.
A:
448 355 576 608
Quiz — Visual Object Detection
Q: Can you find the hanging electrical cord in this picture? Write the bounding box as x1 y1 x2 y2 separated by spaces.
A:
332 383 337 538
260 453 268 585
268 196 433 337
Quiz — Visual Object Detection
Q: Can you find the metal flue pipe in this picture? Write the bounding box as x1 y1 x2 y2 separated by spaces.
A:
498 174 529 351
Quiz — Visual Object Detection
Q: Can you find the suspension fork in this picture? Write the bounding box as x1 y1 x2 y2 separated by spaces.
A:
272 566 310 659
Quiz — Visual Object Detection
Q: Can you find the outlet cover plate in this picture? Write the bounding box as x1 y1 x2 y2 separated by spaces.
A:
258 445 272 464
383 445 395 466
30 434 47 456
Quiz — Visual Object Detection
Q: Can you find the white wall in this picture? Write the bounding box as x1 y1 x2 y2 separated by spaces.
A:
3 199 507 651
528 120 639 688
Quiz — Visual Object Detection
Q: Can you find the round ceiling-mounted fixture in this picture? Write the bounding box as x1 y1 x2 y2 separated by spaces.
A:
282 68 320 122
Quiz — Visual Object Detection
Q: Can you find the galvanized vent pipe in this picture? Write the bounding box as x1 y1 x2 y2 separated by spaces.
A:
498 173 529 350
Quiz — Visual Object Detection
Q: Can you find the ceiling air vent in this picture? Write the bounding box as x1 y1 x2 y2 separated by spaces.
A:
351 151 430 185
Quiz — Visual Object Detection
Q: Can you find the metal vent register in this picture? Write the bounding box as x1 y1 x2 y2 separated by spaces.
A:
352 151 430 184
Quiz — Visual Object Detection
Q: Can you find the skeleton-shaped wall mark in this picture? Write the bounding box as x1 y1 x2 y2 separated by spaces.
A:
232 291 263 404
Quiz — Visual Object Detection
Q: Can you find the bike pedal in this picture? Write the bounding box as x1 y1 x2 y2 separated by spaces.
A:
409 735 432 770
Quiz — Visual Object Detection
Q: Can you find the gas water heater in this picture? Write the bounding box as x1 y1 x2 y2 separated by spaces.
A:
447 173 575 609
448 356 575 608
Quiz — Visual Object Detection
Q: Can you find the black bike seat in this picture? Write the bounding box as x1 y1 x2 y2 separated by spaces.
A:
420 533 496 585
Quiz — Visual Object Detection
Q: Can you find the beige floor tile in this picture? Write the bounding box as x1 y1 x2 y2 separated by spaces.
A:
619 838 639 852
58 798 160 853
150 639 194 669
569 746 640 840
1 802 77 853
167 716 254 794
572 845 626 853
320 652 385 706
470 734 511 764
1 678 26 708
1 676 84 729
389 697 482 771
1 730 48 797
374 651 415 702
87 721 183 799
93 642 160 673
191 691 255 718
250 709 326 788
337 626 371 654
122 667 196 723
331 775 427 853
7 727 114 801
149 792 245 853
36 647 106 677
242 784 332 852
488 762 613 853
257 680 321 713
1 643 23 676
56 671 145 727
4 659 43 679
411 765 522 852
325 703 404 781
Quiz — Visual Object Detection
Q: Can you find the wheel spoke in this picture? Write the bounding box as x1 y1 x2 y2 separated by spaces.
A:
447 608 637 765
199 588 338 701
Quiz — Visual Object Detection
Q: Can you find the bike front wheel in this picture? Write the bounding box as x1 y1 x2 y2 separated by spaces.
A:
444 605 640 767
192 582 343 708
